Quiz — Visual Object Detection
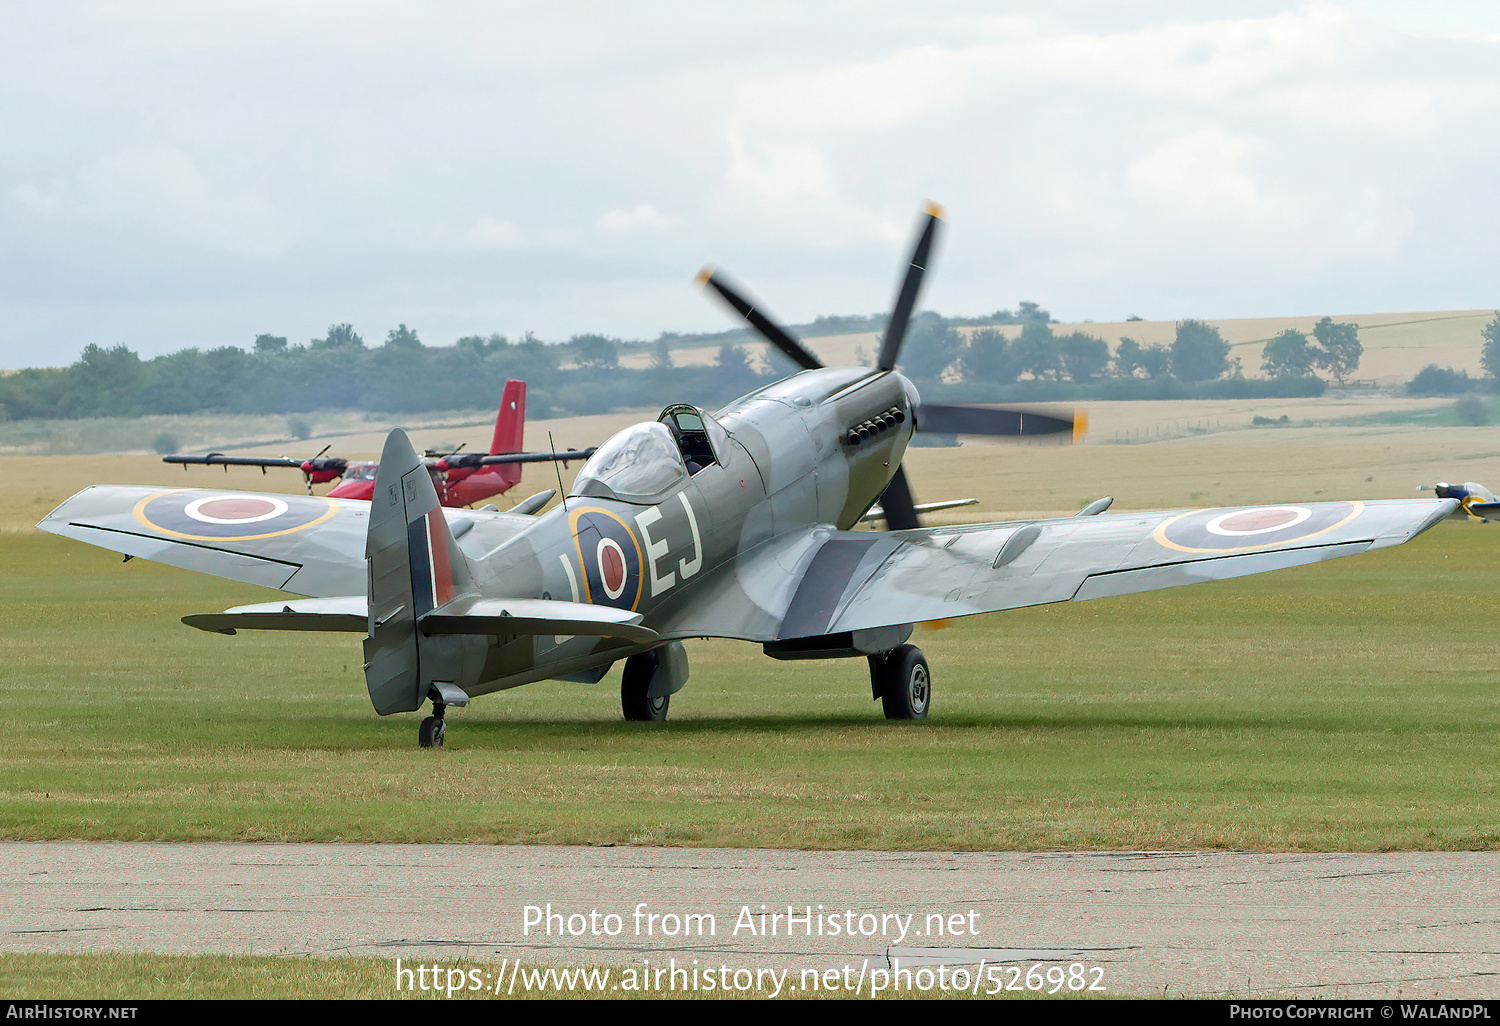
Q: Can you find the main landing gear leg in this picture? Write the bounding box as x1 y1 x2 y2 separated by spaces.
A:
869 644 931 720
419 701 447 748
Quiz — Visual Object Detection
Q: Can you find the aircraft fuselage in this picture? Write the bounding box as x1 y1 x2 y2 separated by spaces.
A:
455 366 919 696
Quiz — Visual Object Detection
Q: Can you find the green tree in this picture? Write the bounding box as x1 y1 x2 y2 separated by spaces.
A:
959 328 1020 383
1115 336 1168 378
1016 301 1052 324
713 343 759 391
1011 322 1061 380
1480 312 1500 381
1261 328 1315 378
569 333 619 370
456 333 509 356
1170 320 1229 383
313 324 364 350
1058 331 1110 383
1408 364 1473 395
72 343 146 416
254 334 288 354
1138 343 1171 379
900 314 962 382
1311 317 1362 385
651 339 674 372
384 324 422 350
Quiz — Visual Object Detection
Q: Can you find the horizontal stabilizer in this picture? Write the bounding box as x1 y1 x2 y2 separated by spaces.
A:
184 596 367 635
419 596 658 644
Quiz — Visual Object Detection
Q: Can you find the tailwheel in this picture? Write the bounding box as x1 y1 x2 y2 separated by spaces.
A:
419 701 447 747
621 651 670 722
870 644 931 720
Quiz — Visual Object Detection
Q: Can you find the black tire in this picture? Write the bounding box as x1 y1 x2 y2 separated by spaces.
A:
418 715 446 748
621 651 669 721
875 644 931 720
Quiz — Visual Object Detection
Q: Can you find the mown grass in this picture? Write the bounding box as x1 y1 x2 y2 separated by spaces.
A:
0 952 789 1000
3 520 1497 852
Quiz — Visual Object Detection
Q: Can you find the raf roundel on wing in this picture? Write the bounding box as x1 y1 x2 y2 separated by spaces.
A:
1153 502 1364 554
134 490 339 541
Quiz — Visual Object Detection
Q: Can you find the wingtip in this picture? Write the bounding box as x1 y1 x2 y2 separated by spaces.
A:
1072 408 1089 443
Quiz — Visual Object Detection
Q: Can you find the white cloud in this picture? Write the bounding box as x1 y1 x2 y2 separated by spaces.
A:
1128 129 1260 209
9 146 293 258
1267 80 1437 126
598 203 680 233
2 3 1500 364
466 216 523 248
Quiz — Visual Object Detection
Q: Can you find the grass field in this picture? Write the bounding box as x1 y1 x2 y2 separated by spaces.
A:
4 389 1500 854
3 441 1498 850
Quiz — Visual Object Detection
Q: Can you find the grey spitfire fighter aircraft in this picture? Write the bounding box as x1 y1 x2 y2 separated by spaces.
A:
39 206 1459 747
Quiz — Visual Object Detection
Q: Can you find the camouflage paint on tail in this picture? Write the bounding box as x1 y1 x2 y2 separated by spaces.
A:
363 428 485 715
489 379 527 491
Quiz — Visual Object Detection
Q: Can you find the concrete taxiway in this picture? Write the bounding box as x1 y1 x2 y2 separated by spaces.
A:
2 842 1497 998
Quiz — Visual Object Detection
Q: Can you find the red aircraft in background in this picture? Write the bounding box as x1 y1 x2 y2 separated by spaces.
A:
165 380 594 508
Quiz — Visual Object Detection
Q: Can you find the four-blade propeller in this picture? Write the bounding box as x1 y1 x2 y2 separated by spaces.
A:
698 202 1082 529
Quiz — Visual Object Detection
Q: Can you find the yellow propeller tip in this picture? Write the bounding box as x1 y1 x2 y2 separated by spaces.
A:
1073 408 1089 443
694 266 715 286
924 201 946 220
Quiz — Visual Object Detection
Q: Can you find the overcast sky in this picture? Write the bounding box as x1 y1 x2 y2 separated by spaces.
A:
3 1 1498 368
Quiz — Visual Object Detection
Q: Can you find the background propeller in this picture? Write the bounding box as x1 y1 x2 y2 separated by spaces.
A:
697 202 1082 531
164 446 348 493
1420 481 1500 521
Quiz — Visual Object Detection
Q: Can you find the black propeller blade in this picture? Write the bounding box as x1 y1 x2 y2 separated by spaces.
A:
164 453 306 469
877 202 944 372
916 403 1083 440
695 268 824 371
878 466 922 531
441 448 598 469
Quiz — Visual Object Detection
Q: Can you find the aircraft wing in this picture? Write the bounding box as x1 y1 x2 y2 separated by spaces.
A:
791 498 1456 639
37 485 370 596
656 498 1456 643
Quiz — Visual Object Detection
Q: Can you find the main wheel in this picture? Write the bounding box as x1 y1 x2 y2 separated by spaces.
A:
874 644 931 720
621 651 670 721
418 715 446 748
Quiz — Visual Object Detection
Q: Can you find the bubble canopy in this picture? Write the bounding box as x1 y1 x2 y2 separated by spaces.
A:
569 421 687 503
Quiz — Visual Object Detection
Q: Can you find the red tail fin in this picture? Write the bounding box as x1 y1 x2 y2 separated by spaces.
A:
489 380 526 489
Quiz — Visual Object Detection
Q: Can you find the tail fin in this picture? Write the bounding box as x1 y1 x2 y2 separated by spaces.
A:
363 428 483 715
489 379 526 490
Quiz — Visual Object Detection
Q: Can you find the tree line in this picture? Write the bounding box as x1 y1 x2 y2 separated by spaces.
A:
1402 312 1500 396
898 313 1360 390
0 309 1374 423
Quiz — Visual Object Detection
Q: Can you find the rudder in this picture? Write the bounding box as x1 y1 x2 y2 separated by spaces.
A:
363 428 484 715
489 379 526 490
